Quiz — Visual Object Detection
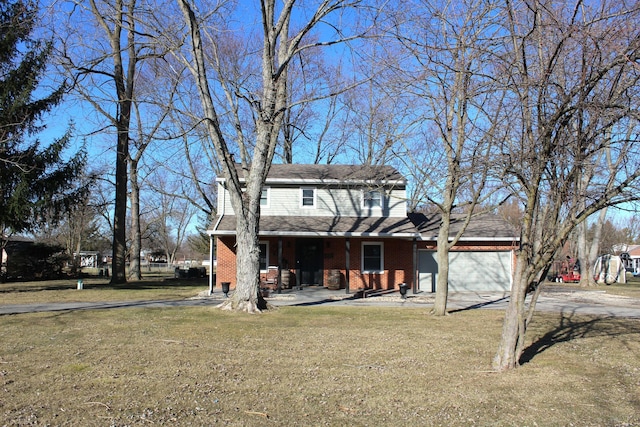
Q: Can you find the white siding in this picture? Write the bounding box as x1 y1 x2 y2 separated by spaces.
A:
221 185 407 218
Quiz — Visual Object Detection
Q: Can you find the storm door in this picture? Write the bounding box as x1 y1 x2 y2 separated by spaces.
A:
295 238 324 286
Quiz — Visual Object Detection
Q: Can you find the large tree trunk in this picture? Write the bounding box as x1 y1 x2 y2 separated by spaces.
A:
178 0 363 312
493 254 528 371
104 0 135 285
128 159 142 280
588 208 607 276
577 220 589 286
432 215 452 315
218 211 266 313
111 130 129 284
578 208 607 287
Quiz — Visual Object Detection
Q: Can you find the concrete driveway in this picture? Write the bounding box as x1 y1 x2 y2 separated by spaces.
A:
1 285 639 318
444 289 640 318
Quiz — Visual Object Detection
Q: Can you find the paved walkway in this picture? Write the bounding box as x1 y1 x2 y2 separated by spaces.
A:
1 286 639 317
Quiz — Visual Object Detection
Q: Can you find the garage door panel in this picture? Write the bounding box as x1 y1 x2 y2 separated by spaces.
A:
449 252 511 292
419 251 512 292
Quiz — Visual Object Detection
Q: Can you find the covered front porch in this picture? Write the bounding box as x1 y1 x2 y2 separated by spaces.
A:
207 214 421 296
212 234 417 295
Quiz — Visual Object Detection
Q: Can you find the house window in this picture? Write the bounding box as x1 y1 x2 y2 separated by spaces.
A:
259 242 269 272
362 242 384 273
260 187 270 207
300 187 316 208
363 190 382 208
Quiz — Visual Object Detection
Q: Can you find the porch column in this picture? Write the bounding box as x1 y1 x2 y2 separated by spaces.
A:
412 237 417 294
277 237 283 294
208 234 214 296
345 238 350 294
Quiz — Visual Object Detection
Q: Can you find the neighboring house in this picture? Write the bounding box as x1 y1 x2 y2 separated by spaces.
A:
73 251 102 268
208 164 518 293
624 245 640 274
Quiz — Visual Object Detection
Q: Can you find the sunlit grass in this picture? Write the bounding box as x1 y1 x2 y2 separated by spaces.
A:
545 275 640 299
1 306 639 426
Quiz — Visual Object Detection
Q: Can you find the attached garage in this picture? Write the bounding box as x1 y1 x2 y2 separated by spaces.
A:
418 250 513 293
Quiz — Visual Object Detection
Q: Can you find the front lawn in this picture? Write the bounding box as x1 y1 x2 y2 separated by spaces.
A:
1 306 639 426
0 275 208 305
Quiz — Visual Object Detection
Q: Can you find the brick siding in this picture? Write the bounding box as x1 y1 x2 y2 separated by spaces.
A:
215 236 516 291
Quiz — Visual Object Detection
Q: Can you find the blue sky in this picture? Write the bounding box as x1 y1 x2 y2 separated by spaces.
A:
28 0 640 238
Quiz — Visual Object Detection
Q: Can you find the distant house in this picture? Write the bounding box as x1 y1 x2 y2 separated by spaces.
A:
624 245 640 274
73 251 102 268
208 164 518 293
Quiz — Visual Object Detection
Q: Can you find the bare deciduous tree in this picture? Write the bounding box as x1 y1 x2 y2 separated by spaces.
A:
392 0 507 315
145 176 196 266
56 0 172 283
127 63 180 280
493 0 640 371
174 0 372 312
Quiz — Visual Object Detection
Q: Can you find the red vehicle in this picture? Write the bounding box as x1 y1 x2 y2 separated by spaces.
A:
556 270 580 283
552 257 581 283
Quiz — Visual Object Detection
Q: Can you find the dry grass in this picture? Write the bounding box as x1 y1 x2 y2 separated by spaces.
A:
545 277 640 299
0 275 207 305
1 304 639 426
600 277 640 298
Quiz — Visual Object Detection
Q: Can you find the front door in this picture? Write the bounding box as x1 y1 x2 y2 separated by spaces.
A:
295 238 324 286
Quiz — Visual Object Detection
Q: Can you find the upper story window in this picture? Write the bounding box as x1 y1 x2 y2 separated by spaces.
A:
363 190 383 208
260 187 270 207
300 187 316 208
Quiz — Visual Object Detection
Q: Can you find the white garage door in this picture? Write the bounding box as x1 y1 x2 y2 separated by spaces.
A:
419 251 512 292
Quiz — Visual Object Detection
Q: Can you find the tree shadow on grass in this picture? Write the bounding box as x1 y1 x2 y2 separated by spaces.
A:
447 295 510 313
519 310 640 365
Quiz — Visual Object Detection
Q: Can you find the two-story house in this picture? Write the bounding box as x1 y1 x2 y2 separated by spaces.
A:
208 164 518 294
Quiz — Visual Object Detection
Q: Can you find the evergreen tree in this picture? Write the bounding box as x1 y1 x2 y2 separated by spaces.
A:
0 1 86 254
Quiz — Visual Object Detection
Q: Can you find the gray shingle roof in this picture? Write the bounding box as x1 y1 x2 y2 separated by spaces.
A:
223 163 406 184
213 215 419 237
408 212 518 240
211 212 518 240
